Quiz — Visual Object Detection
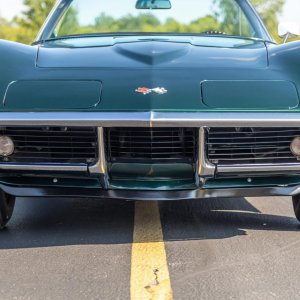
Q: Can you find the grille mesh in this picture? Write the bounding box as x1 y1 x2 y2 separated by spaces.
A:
0 127 98 164
106 127 197 163
207 127 300 165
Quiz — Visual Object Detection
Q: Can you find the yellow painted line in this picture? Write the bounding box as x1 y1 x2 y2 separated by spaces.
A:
131 201 173 300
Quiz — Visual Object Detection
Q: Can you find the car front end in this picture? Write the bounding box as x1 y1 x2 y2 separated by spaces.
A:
1 0 300 227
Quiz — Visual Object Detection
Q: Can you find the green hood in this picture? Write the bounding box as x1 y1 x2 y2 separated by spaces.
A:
1 36 300 111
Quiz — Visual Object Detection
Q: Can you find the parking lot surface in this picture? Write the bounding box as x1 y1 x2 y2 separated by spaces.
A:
0 196 299 299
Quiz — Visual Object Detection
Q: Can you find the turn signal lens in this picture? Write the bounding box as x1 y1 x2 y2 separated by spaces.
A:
0 136 14 156
290 137 300 157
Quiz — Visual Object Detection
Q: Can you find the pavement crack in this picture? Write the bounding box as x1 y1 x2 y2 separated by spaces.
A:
153 268 160 286
144 268 160 290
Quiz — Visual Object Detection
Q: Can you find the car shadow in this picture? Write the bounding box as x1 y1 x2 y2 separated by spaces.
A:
159 197 300 241
0 197 135 250
0 196 298 249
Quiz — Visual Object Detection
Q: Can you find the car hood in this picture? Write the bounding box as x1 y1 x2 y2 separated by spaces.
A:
37 36 267 68
5 36 299 111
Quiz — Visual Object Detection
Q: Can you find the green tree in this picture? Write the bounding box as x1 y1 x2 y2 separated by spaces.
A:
15 0 55 42
188 15 221 33
111 14 161 32
214 0 290 43
0 16 31 43
17 0 55 31
57 7 80 36
94 13 116 32
250 0 285 42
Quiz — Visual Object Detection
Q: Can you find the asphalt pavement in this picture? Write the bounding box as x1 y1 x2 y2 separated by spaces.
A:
0 196 299 300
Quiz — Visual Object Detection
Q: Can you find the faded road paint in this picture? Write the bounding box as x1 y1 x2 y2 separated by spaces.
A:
131 201 173 300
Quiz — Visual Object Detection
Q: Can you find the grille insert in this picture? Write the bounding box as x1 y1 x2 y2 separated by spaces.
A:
106 127 197 163
207 127 300 165
0 127 98 165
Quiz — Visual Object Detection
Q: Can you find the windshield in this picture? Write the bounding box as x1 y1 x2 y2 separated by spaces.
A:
47 0 263 40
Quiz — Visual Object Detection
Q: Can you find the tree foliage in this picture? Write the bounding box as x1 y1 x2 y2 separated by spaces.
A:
0 16 31 43
251 0 286 42
0 0 55 43
16 0 55 32
56 11 222 36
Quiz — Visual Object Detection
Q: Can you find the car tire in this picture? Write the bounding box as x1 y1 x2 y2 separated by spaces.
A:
0 190 16 230
292 195 300 222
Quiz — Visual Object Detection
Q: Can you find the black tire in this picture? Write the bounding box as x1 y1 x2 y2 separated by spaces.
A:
292 195 300 222
0 190 16 230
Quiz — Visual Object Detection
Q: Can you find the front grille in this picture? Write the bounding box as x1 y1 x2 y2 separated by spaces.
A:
0 127 98 164
106 127 197 163
207 127 300 165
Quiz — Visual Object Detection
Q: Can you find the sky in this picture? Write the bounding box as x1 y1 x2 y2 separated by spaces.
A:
74 0 215 24
0 0 25 20
0 0 299 23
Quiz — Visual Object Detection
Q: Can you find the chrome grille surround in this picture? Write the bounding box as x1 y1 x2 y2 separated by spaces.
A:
207 127 300 165
0 112 300 177
0 126 98 165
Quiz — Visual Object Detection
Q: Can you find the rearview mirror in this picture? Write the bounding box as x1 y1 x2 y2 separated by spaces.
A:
136 0 172 10
278 21 300 43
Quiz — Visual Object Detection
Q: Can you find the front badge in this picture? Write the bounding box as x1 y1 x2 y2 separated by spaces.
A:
135 87 167 95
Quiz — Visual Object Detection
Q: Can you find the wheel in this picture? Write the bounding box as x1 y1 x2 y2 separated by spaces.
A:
292 194 300 222
0 190 16 230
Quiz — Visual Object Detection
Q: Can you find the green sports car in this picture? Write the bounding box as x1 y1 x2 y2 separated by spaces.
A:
1 0 300 228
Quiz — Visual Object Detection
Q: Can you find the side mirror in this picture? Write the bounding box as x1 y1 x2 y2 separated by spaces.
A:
278 22 300 43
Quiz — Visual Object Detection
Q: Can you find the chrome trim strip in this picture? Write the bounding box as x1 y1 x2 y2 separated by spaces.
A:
99 127 108 176
0 164 87 172
152 112 300 127
217 163 300 174
35 0 62 42
0 112 300 127
3 81 17 107
0 112 151 127
198 127 215 178
89 127 108 175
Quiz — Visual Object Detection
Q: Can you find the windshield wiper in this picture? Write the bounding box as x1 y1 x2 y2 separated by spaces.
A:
33 33 161 45
33 32 275 46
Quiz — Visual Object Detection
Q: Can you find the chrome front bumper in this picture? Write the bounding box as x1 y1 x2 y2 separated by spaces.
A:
0 111 300 179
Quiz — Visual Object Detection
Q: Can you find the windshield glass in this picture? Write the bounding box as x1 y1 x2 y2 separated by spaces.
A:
50 0 259 39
